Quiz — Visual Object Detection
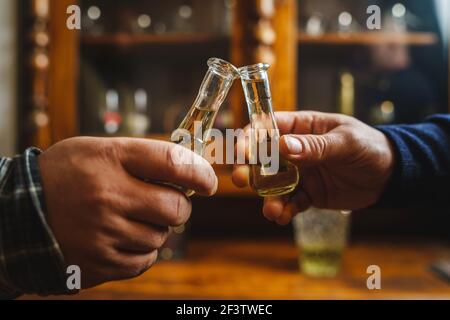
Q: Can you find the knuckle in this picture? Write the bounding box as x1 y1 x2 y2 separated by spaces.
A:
90 183 117 211
93 246 145 282
116 257 150 279
315 136 328 160
343 125 360 139
92 185 108 205
102 253 131 280
84 183 107 210
123 251 158 279
123 265 143 279
342 127 362 148
99 139 121 162
88 240 159 282
304 136 327 159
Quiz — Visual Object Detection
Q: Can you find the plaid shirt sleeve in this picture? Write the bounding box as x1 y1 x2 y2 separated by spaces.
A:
0 148 68 299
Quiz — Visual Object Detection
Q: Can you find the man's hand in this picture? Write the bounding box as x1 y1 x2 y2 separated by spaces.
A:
232 111 394 225
38 137 217 289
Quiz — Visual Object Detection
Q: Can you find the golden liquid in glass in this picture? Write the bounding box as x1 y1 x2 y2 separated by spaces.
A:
242 79 299 197
171 107 216 197
300 247 344 278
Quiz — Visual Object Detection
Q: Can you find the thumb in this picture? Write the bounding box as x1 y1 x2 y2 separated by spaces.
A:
280 134 336 166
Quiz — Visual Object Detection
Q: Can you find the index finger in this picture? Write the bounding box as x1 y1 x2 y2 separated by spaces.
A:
115 138 218 196
275 111 348 135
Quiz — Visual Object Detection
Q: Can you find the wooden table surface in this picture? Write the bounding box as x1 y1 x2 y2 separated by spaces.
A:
25 239 450 300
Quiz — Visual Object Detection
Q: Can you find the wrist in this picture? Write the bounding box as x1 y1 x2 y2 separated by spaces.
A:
374 126 401 206
380 131 395 187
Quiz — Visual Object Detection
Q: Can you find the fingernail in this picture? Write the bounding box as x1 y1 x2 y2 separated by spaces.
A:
284 136 302 154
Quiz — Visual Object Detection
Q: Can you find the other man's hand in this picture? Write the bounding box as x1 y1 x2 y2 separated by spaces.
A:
232 111 394 225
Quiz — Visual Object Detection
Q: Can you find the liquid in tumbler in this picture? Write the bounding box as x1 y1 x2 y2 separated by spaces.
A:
293 208 351 278
170 58 239 197
239 63 299 197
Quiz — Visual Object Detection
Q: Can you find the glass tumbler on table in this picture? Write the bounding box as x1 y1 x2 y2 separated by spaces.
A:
293 208 351 277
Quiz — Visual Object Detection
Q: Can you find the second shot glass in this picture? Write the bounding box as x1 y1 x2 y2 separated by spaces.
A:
239 63 299 197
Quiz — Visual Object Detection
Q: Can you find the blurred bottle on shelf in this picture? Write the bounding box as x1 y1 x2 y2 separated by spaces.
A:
126 89 151 136
338 71 355 116
103 89 122 135
173 0 195 33
337 11 355 34
214 105 234 131
305 12 325 36
159 224 188 261
385 3 408 32
132 14 152 33
82 4 105 36
369 100 396 125
163 99 187 134
154 22 168 34
222 0 234 35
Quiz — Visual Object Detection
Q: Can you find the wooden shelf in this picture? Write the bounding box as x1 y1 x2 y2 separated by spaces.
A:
83 32 437 47
298 32 438 46
81 33 230 47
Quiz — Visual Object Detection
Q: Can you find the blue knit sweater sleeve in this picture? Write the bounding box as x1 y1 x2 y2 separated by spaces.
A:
376 114 450 208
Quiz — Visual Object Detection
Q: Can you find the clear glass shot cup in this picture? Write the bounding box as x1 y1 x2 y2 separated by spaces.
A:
293 208 351 277
158 58 239 260
239 63 299 197
170 58 239 197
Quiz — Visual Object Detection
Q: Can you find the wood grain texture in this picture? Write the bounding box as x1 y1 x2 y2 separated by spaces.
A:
47 0 79 144
298 32 438 46
231 0 298 129
271 0 297 112
81 33 228 47
230 0 254 129
27 0 52 149
23 239 450 300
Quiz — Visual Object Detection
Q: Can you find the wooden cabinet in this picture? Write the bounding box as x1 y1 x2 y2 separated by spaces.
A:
21 0 299 196
22 0 297 145
20 0 448 196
